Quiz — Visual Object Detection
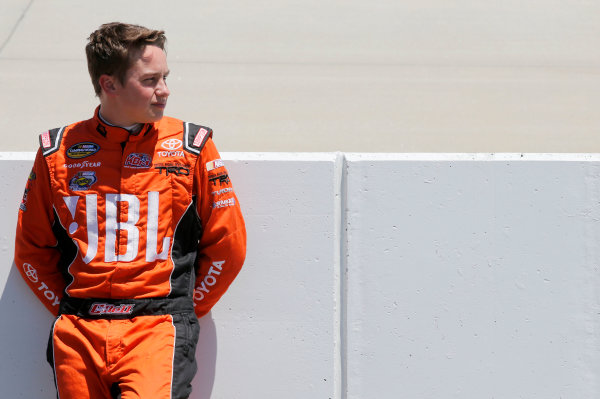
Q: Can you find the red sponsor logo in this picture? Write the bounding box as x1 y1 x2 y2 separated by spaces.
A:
41 131 51 148
124 153 151 168
89 303 134 315
193 128 208 147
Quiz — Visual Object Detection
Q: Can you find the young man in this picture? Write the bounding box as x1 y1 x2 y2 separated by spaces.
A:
14 22 246 399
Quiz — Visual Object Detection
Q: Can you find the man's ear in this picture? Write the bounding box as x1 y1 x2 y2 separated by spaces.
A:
99 75 119 95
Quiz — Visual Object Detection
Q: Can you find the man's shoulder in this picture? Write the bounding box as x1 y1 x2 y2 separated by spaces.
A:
158 116 214 156
37 116 95 156
159 115 212 130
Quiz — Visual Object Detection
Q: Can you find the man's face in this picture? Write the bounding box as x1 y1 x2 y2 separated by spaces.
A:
113 45 170 125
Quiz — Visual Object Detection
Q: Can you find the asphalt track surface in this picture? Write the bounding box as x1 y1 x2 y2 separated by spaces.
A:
1 0 599 153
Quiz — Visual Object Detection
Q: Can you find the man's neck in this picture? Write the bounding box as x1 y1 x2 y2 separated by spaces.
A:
98 107 143 134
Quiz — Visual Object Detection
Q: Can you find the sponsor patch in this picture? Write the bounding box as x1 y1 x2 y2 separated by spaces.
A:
161 138 182 150
63 161 101 169
155 165 190 176
193 128 209 147
41 131 51 148
154 162 187 169
212 187 233 196
19 188 29 211
89 303 134 316
67 142 100 159
69 171 97 191
124 153 151 168
22 263 60 307
212 197 235 209
206 159 225 172
208 171 230 186
23 263 38 283
193 261 225 303
157 150 184 158
19 170 37 211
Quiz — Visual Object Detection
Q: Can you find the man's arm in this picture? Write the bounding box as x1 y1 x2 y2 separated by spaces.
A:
14 149 64 315
192 138 246 318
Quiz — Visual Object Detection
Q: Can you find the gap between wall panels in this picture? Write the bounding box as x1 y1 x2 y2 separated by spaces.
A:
333 152 349 399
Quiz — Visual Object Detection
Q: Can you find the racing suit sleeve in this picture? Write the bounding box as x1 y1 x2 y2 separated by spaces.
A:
193 138 246 318
14 149 64 316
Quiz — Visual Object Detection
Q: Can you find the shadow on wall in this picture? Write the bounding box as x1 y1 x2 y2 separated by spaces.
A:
194 312 218 399
0 263 55 397
0 261 219 399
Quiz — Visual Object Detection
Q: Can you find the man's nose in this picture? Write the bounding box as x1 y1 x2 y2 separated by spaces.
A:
157 78 170 97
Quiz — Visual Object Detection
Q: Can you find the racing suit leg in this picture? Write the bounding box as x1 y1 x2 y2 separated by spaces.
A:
49 316 116 399
49 313 199 399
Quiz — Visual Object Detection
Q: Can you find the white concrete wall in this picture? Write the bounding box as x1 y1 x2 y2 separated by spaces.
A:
1 153 600 398
344 154 600 398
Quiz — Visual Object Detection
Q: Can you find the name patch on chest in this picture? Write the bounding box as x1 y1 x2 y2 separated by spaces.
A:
89 303 134 315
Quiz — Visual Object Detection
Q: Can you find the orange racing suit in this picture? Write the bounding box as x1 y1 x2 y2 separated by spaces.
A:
14 107 246 399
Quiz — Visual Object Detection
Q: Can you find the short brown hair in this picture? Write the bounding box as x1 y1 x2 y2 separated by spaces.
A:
85 22 166 95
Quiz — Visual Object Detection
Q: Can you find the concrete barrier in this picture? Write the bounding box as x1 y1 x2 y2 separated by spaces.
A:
344 153 600 399
1 152 599 398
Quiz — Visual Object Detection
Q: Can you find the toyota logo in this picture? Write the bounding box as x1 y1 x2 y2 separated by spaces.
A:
161 139 182 150
23 263 38 283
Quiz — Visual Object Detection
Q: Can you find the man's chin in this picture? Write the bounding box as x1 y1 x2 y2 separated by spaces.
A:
144 110 165 123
